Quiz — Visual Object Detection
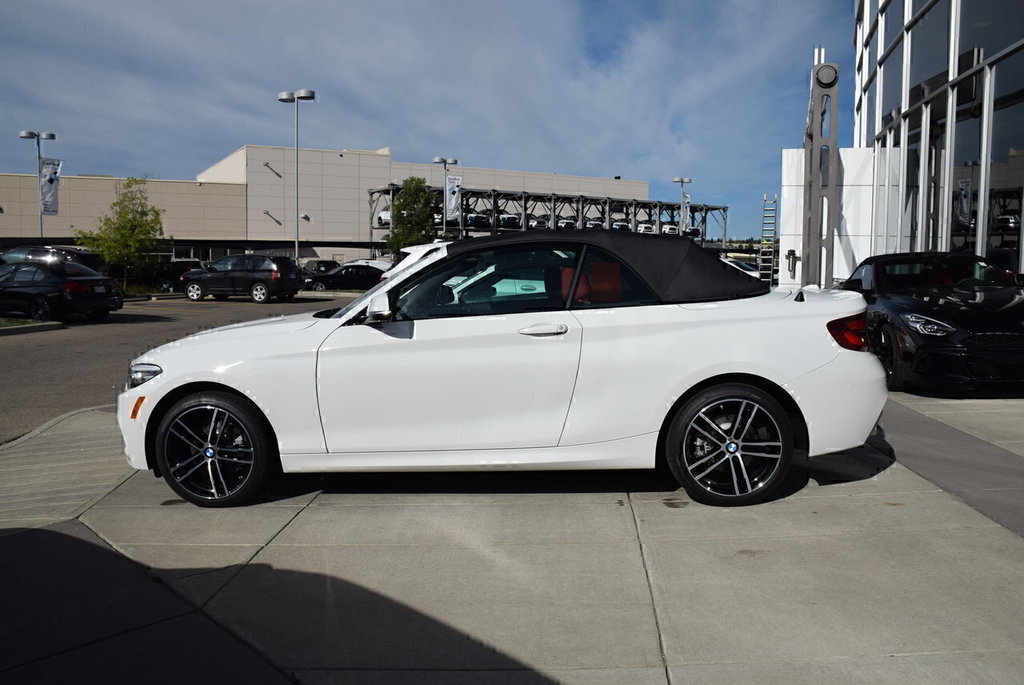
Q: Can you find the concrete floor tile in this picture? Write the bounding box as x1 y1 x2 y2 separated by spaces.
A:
669 650 1024 684
79 505 301 547
645 526 1024 666
633 486 997 542
207 542 662 671
295 667 668 684
275 501 638 546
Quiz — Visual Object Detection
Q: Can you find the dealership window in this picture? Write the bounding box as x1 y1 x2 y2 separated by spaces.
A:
883 0 905 50
865 77 878 142
881 41 904 125
987 49 1024 272
951 85 983 252
904 110 923 248
925 94 949 251
960 0 1024 64
907 0 950 106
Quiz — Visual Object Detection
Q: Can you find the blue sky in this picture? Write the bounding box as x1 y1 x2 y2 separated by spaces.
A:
2 0 856 238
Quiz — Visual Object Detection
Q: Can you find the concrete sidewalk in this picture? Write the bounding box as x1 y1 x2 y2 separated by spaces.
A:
2 397 1024 684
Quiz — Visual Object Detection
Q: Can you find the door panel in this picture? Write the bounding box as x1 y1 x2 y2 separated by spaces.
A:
317 312 582 452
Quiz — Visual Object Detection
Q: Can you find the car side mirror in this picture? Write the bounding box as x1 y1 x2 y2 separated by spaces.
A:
366 293 393 322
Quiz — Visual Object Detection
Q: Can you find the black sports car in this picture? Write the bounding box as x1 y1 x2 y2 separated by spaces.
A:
843 252 1024 391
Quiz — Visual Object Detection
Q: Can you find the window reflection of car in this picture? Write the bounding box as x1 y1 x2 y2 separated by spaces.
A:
306 264 385 291
842 251 1024 391
120 231 886 509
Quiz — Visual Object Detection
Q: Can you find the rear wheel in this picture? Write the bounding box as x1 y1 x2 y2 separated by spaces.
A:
665 384 793 506
154 391 277 507
312 282 327 292
250 282 269 303
30 296 51 321
185 282 205 301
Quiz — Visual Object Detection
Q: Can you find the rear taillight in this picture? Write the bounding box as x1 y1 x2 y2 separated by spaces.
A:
827 313 869 351
271 270 281 280
111 282 121 292
61 282 90 294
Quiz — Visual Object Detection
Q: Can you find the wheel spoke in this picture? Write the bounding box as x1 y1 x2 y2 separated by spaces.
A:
737 401 758 440
742 441 783 458
169 421 206 453
172 456 207 482
692 411 730 442
692 453 731 481
214 452 253 465
732 455 753 494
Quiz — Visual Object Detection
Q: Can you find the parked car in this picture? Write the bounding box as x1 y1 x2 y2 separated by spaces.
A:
299 259 341 276
0 261 123 321
118 231 886 508
842 251 1024 391
499 213 521 229
556 216 576 229
661 223 679 235
376 209 391 226
306 263 385 291
610 220 631 232
465 210 491 229
584 218 606 230
151 260 205 293
0 245 106 273
636 221 657 234
180 254 303 303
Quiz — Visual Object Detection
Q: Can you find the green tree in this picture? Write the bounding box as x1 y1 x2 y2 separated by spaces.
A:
75 177 164 287
386 176 439 255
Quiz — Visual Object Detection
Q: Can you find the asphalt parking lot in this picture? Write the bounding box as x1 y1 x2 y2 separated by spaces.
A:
2 297 1024 683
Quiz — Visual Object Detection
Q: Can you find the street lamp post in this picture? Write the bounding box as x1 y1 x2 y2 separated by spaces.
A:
432 156 458 238
672 176 692 237
277 89 316 260
19 130 56 238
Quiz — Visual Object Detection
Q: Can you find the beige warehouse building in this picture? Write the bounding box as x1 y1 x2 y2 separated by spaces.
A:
0 145 649 263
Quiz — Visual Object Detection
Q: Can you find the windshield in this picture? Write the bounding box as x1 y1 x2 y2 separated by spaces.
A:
878 255 1014 291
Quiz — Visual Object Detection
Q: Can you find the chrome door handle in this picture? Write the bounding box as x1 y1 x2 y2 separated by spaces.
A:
517 323 569 337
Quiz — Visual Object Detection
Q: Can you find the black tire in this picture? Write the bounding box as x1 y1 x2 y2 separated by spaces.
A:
158 279 174 293
664 384 793 506
312 282 327 292
213 294 229 301
875 323 905 391
250 282 270 303
185 282 205 302
154 391 277 507
30 296 51 321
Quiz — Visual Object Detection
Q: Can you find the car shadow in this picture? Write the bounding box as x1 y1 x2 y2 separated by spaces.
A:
59 312 173 325
1 522 559 682
260 438 897 507
900 386 1024 400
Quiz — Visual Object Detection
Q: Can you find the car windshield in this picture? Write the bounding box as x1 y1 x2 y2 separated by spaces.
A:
878 255 1014 291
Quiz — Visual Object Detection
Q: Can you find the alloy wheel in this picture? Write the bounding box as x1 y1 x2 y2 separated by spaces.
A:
161 404 256 503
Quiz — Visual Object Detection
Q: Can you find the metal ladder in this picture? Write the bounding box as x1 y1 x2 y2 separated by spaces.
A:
758 194 778 284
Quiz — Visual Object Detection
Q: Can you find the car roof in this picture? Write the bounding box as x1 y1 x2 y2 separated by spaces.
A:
445 230 768 303
860 251 986 264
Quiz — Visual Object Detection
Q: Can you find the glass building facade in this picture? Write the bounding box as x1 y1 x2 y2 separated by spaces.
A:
855 0 1024 272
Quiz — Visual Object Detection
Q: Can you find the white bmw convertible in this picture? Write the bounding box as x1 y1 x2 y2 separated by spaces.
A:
118 231 887 507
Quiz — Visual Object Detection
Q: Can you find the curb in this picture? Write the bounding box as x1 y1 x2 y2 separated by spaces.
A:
0 320 64 336
0 403 116 451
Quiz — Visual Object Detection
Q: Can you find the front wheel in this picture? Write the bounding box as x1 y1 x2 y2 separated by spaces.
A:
664 384 793 506
154 391 277 507
250 282 269 303
185 282 205 301
875 324 906 391
312 282 327 292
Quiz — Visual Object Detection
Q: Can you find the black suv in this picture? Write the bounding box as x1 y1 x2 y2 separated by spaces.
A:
181 254 304 303
0 245 106 273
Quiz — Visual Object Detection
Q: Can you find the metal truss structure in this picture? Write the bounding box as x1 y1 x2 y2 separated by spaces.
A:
368 183 727 245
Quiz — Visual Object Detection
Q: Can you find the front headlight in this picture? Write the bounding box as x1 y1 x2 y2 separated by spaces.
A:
128 363 163 388
899 313 956 336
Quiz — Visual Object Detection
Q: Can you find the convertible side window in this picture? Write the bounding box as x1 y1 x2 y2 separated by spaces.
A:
567 247 659 309
392 244 580 321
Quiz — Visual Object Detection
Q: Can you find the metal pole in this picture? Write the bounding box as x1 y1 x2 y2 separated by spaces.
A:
294 98 299 260
442 159 447 237
35 137 43 239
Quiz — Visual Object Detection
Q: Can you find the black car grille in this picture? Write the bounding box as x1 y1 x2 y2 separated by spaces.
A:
965 333 1024 351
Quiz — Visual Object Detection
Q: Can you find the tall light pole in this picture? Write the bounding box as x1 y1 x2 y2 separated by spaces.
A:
673 176 692 237
277 89 315 260
19 130 56 238
432 156 457 237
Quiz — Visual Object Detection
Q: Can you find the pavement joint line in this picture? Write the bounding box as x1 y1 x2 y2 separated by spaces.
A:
625 490 673 685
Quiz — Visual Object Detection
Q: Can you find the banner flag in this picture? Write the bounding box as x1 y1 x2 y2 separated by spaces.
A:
39 158 62 216
445 174 462 221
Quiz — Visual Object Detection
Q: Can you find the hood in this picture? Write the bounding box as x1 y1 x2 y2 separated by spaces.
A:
889 285 1024 331
143 311 323 358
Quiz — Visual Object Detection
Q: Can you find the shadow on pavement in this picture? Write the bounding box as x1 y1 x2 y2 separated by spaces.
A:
0 521 557 684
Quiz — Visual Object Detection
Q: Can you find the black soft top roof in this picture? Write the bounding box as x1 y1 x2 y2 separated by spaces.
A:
445 230 768 303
